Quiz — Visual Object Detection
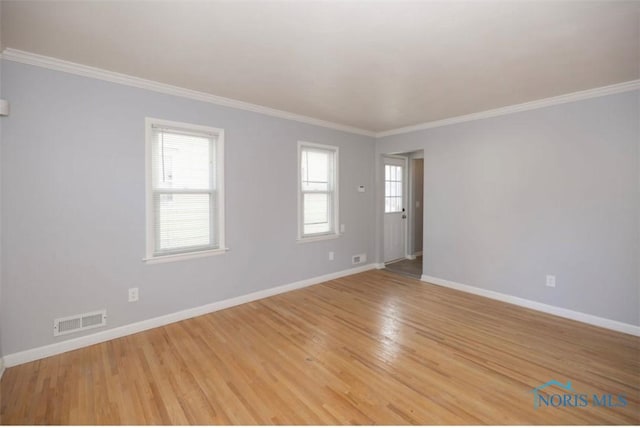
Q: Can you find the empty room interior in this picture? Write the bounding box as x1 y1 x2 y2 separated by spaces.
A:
0 1 639 425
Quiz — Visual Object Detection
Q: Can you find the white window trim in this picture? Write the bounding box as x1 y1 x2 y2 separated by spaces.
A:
297 141 341 243
144 117 227 263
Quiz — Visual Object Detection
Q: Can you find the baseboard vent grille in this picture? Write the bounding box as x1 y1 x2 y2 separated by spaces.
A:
54 310 107 336
352 253 367 265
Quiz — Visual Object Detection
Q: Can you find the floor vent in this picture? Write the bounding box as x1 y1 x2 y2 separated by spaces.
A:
352 253 367 265
53 310 107 336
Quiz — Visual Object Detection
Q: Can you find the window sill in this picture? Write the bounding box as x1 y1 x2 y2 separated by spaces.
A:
297 233 341 244
143 248 229 264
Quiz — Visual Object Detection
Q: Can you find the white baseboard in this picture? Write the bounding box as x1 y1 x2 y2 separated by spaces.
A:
375 263 386 269
406 255 416 260
3 264 378 368
0 357 5 380
421 275 640 337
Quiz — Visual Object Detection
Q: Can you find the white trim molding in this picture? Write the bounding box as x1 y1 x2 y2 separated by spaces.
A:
3 263 378 368
143 247 229 264
377 79 640 137
421 275 640 337
296 233 341 244
0 357 5 380
0 48 375 138
2 49 638 139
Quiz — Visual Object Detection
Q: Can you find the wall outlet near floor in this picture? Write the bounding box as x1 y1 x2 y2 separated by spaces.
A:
546 275 556 288
352 253 367 265
128 287 139 302
328 251 334 261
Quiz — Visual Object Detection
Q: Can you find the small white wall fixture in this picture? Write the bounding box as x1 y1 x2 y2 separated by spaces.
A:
0 99 9 116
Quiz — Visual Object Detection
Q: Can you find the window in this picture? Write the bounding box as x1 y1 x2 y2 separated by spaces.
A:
298 142 339 241
385 164 403 213
145 118 225 262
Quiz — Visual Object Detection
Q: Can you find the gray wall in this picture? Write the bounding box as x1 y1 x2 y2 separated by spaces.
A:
1 59 638 358
0 60 376 355
377 91 640 326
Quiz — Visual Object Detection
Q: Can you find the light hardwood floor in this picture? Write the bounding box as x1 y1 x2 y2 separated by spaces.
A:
1 270 638 424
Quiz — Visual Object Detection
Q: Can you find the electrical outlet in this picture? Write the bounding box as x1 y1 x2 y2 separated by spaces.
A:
128 287 139 302
328 251 334 261
546 275 556 288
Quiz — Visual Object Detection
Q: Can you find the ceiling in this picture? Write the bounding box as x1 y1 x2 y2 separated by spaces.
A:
2 1 639 133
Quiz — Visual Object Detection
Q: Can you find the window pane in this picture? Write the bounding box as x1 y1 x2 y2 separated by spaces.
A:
385 171 403 198
303 192 331 235
393 197 402 212
299 144 337 238
154 193 213 252
395 181 402 198
306 151 329 183
153 131 212 189
302 148 334 192
385 163 403 212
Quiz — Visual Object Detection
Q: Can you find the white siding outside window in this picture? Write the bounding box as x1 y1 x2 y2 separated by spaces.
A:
145 118 225 263
298 142 339 242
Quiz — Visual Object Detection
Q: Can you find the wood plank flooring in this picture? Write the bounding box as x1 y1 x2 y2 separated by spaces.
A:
385 256 423 278
1 270 638 424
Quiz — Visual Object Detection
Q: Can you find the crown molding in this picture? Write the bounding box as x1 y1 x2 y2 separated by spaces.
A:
0 48 376 137
2 49 637 139
376 79 640 138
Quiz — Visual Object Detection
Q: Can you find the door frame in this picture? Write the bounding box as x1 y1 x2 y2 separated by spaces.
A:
382 154 409 263
406 154 424 260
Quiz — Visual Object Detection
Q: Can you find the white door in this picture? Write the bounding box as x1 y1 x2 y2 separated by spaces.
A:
383 157 407 262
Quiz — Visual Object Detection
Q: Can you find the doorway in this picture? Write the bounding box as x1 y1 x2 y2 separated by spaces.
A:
382 151 424 278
